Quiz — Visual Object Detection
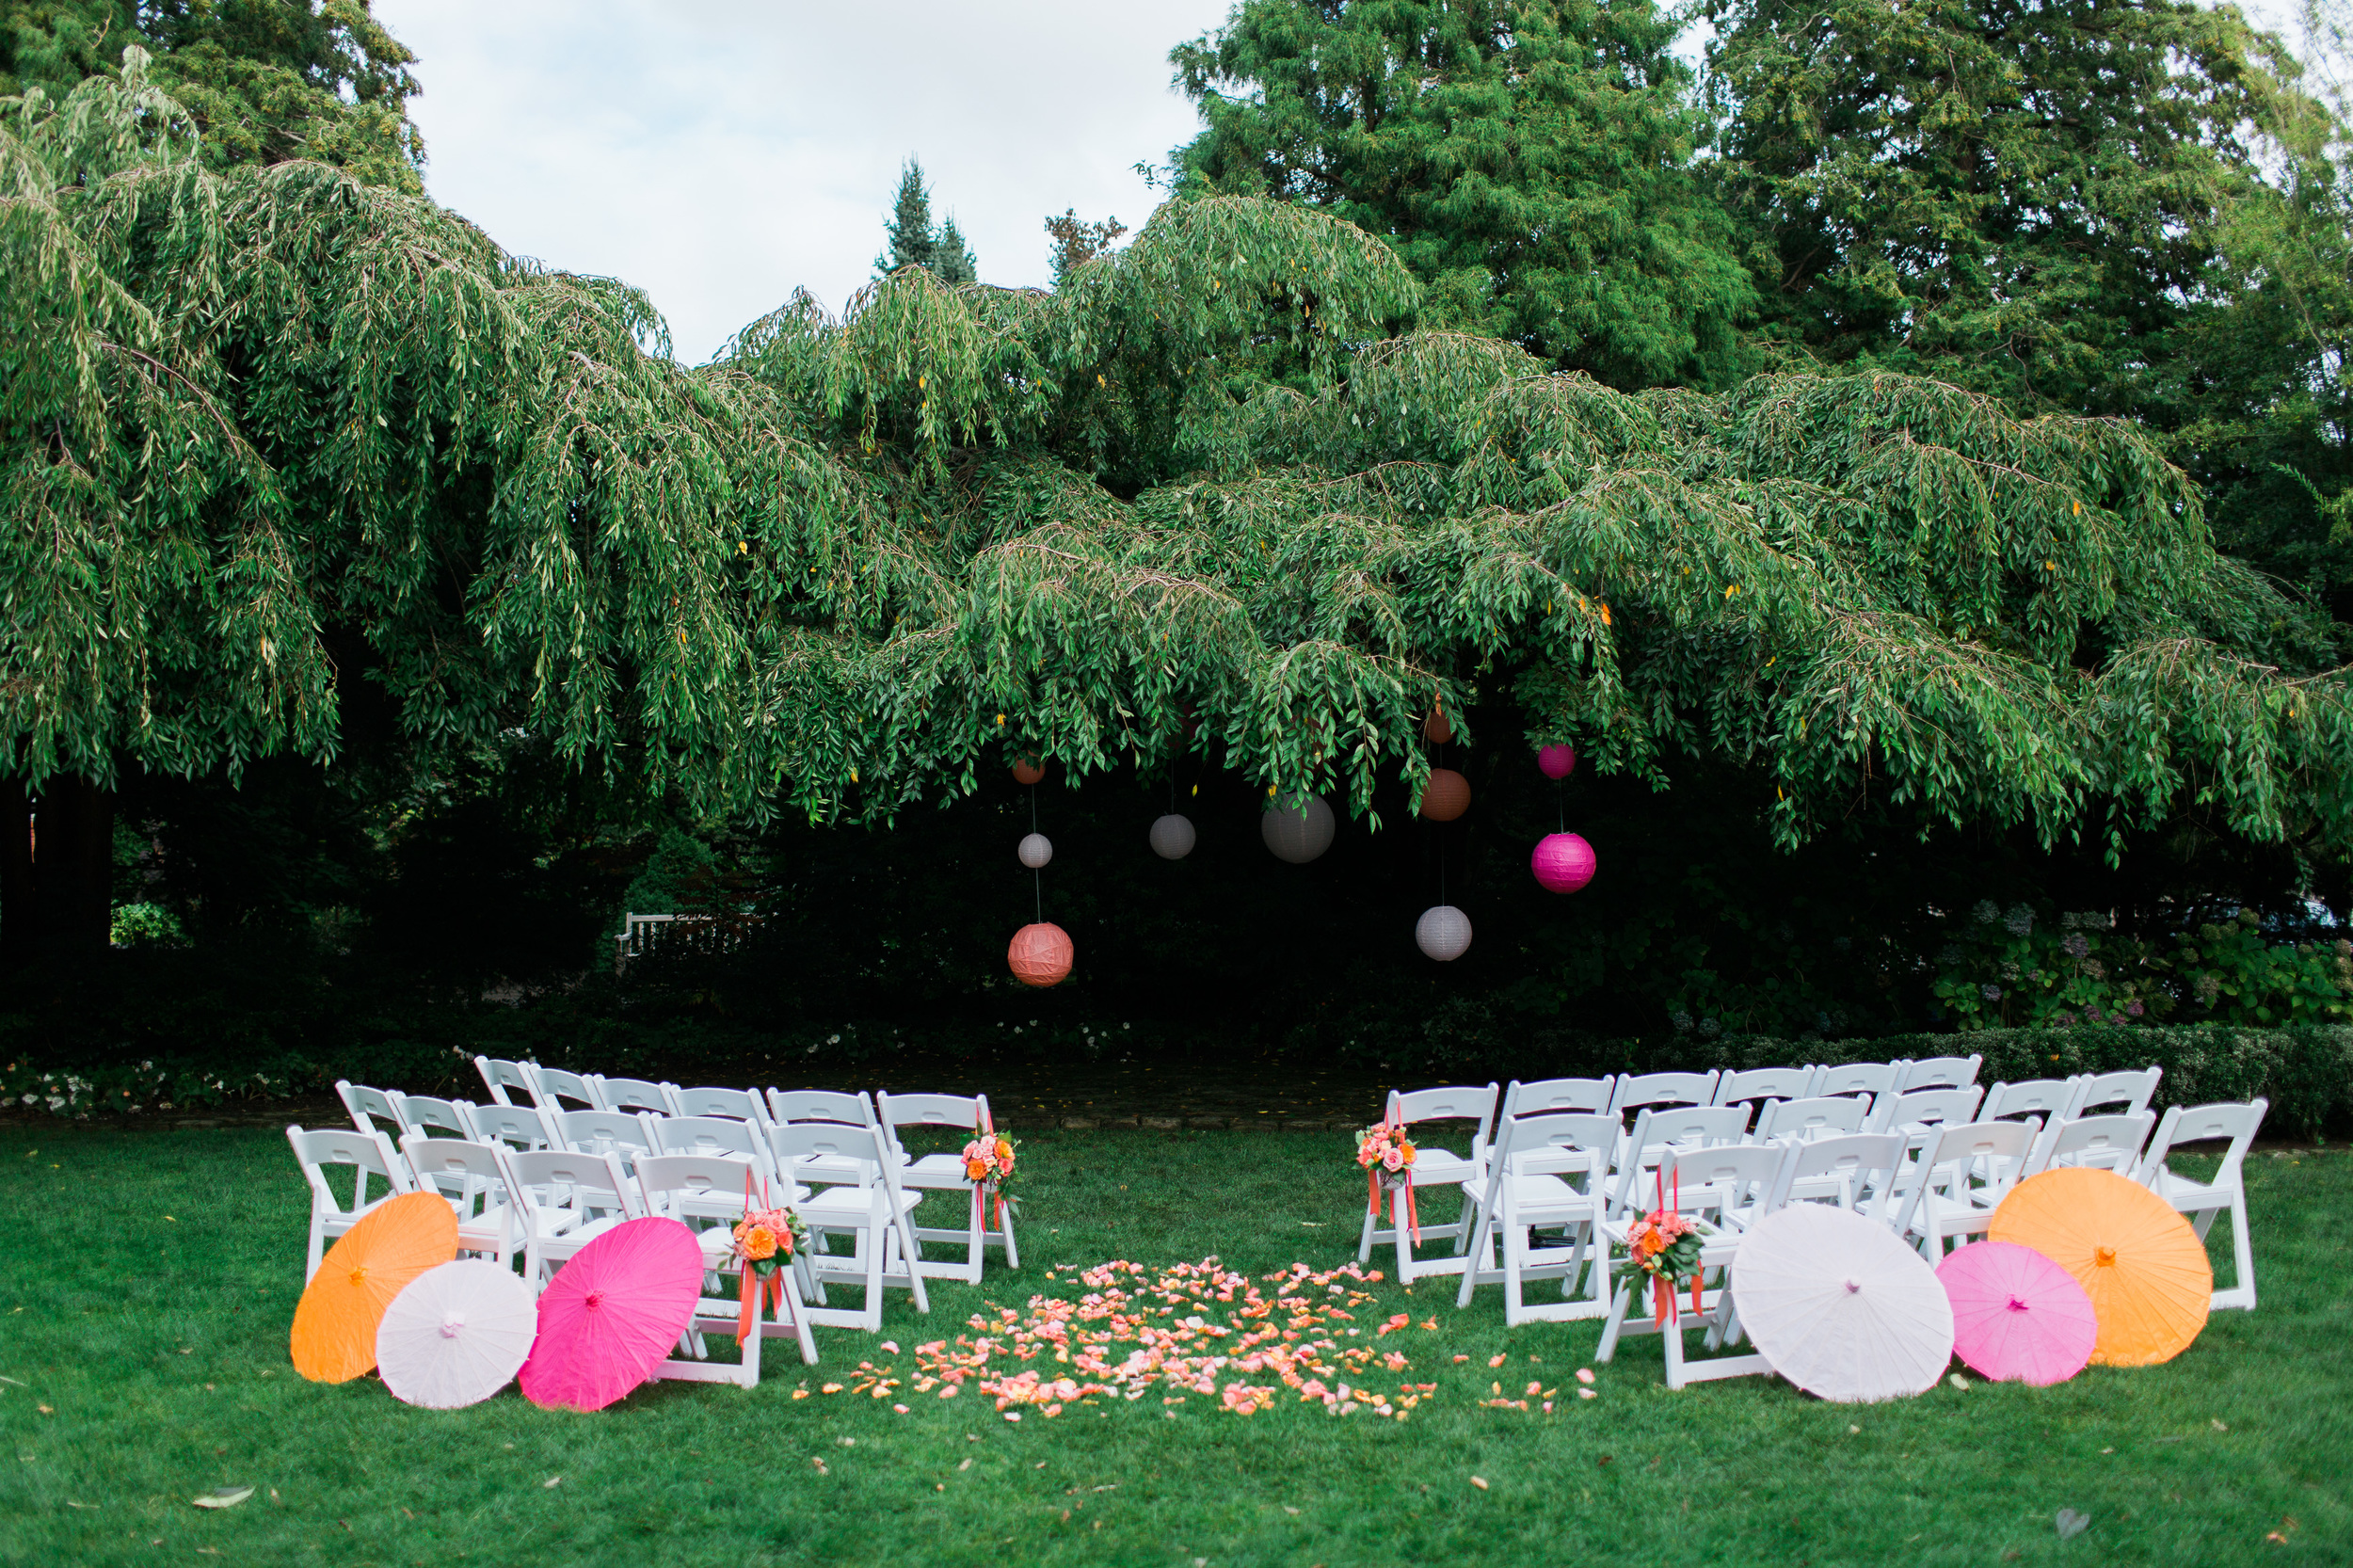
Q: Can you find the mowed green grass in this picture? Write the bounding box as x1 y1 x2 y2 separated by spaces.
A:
0 1124 2347 1567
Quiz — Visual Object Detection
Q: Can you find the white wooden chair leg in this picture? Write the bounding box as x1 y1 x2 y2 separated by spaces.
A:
1595 1282 1632 1363
1356 1202 1378 1264
1661 1305 1688 1390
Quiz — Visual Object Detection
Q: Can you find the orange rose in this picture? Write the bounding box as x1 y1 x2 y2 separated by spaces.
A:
966 1158 992 1180
994 1137 1015 1164
740 1224 778 1261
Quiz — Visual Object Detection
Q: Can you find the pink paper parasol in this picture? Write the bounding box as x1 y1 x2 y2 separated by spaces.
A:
1937 1241 2098 1386
516 1217 703 1412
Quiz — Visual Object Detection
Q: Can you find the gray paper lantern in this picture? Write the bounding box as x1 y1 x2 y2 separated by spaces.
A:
1149 813 1196 860
1261 792 1336 864
1416 904 1473 962
1017 833 1053 870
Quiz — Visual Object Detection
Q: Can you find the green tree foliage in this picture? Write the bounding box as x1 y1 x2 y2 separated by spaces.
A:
1169 0 1754 390
1045 208 1127 287
0 0 423 191
876 157 977 281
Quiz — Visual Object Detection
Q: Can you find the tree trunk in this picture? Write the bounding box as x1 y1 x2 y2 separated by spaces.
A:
0 775 116 969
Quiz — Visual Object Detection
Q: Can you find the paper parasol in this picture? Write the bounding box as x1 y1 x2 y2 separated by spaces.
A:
290 1192 458 1384
1990 1167 2211 1366
1937 1240 2097 1386
516 1217 704 1412
376 1259 539 1409
1732 1203 1955 1403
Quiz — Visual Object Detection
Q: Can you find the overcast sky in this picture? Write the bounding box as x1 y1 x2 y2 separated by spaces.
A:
376 1 1236 364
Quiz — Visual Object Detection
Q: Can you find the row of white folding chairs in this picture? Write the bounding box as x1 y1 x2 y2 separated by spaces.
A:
343 1077 1016 1285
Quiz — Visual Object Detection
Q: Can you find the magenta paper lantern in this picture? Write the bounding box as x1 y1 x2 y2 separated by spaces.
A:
1531 832 1595 893
1537 744 1577 780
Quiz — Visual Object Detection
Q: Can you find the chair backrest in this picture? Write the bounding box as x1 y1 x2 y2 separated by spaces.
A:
1982 1078 2077 1121
1868 1085 1984 1134
1500 1077 1613 1116
1610 1105 1751 1213
1897 1119 2040 1236
392 1093 473 1139
768 1121 898 1191
2036 1112 2155 1175
2137 1098 2267 1186
1771 1132 1913 1222
1711 1066 1815 1107
637 1153 779 1223
1753 1095 1872 1143
1657 1142 1793 1221
2073 1066 2162 1118
1489 1111 1618 1185
1899 1054 1983 1092
397 1133 507 1215
335 1080 401 1136
1387 1084 1499 1163
1813 1061 1899 1098
668 1084 768 1124
591 1075 674 1115
460 1100 558 1151
556 1108 658 1159
287 1124 410 1214
772 1087 881 1128
473 1055 533 1107
873 1090 984 1130
526 1064 599 1112
499 1147 640 1223
648 1114 770 1171
1608 1071 1721 1114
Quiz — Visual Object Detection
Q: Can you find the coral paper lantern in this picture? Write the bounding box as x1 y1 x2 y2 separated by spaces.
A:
1007 922 1073 988
1017 833 1053 870
1418 767 1471 822
1531 832 1596 893
1149 813 1196 860
1011 755 1047 786
1416 904 1472 962
1423 708 1453 744
1537 744 1577 780
1261 792 1336 863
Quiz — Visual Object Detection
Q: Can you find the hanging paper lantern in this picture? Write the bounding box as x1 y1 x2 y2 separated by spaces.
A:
1537 744 1577 780
1007 922 1073 987
1416 904 1473 961
1424 708 1453 744
1017 833 1053 870
1149 813 1196 860
1261 793 1336 863
1011 755 1046 786
1418 767 1471 822
1531 832 1596 893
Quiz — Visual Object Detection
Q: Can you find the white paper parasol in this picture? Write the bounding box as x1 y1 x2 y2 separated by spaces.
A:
376 1259 538 1409
1732 1204 1955 1403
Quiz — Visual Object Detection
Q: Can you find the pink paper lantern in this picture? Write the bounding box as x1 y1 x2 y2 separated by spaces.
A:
1537 744 1577 780
1008 922 1074 987
1531 832 1595 893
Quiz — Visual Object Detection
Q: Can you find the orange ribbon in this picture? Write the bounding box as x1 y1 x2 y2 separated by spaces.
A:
736 1263 786 1346
1654 1274 1674 1327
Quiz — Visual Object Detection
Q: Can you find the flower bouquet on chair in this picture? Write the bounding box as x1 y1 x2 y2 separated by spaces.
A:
1356 1118 1420 1243
963 1128 1021 1226
1620 1191 1705 1325
728 1197 808 1345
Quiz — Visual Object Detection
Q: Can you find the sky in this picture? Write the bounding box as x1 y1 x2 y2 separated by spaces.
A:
376 1 1236 364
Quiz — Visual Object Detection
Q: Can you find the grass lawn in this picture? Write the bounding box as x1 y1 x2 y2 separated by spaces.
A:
1 1123 2347 1567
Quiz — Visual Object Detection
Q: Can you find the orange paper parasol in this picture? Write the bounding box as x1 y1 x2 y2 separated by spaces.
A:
290 1191 458 1384
1989 1168 2211 1367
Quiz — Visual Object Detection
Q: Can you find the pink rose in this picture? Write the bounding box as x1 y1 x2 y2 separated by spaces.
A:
1382 1146 1404 1172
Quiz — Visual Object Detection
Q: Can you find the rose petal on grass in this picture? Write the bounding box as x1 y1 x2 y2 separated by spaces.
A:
1469 1476 1489 1490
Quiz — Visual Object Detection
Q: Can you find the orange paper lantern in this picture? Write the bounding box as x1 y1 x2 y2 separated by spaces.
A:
1423 708 1453 744
1418 767 1471 822
1011 755 1046 786
1008 922 1073 987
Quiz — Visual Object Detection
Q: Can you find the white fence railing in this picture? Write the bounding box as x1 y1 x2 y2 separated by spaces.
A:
613 910 753 973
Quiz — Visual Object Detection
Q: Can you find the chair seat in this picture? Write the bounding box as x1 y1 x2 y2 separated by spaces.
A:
798 1185 925 1223
1409 1148 1479 1185
900 1152 974 1183
2147 1170 2230 1208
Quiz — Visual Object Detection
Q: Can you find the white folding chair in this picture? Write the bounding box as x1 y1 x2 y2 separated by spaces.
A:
667 1084 773 1128
769 1122 930 1331
398 1133 520 1267
555 1108 660 1168
644 1114 776 1212
1594 1142 1797 1389
2072 1066 2163 1119
498 1146 645 1289
1753 1095 1871 1144
590 1075 675 1115
1607 1105 1752 1217
1767 1132 1914 1225
2027 1112 2155 1176
1812 1061 1900 1100
459 1100 560 1152
1898 1054 1983 1092
1711 1066 1815 1108
1868 1085 1985 1141
1455 1112 1617 1324
766 1087 878 1128
473 1055 534 1107
524 1064 599 1112
286 1125 413 1282
2137 1098 2267 1311
872 1090 1016 1282
635 1154 819 1375
1355 1083 1498 1283
335 1080 402 1139
1499 1077 1614 1116
1609 1071 1721 1116
1896 1119 2041 1258
390 1092 473 1141
1982 1078 2078 1122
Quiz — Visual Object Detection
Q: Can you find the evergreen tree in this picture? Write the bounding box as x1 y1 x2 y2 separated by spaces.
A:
934 213 978 284
876 157 936 276
1170 0 1755 390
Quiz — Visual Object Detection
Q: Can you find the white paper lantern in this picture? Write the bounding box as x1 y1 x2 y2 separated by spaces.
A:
1149 813 1196 860
1017 833 1053 870
1260 792 1336 863
1416 904 1473 962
